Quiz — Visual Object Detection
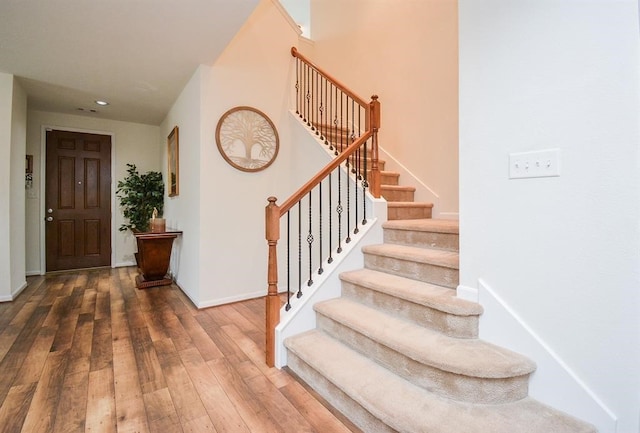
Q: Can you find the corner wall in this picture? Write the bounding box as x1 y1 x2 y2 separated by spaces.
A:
459 1 640 432
161 0 301 307
0 73 27 301
309 0 459 217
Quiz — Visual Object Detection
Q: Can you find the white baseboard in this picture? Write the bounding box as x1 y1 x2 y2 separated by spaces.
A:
114 261 136 268
476 278 617 433
26 270 42 276
0 281 29 302
196 290 266 309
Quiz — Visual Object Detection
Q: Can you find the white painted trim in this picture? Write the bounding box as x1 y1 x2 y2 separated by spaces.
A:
196 290 266 309
0 281 28 302
114 261 136 268
25 270 41 277
477 278 617 433
378 146 443 216
10 281 27 300
40 125 117 274
438 212 459 220
269 0 303 35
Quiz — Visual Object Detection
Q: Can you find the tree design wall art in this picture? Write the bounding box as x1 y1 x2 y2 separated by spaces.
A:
215 106 279 172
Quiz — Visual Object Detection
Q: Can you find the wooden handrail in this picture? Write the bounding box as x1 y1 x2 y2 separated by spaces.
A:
265 48 382 367
279 132 373 215
291 47 369 110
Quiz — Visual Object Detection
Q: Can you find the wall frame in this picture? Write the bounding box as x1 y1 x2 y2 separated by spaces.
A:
215 106 279 172
167 126 179 197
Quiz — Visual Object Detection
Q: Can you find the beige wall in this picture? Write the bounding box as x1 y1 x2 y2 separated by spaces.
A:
25 110 161 274
310 0 459 217
161 0 301 307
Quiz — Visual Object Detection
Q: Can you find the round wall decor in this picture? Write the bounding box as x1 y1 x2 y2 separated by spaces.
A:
215 106 279 172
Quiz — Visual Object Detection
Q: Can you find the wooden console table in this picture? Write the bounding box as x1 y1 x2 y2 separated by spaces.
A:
133 230 182 289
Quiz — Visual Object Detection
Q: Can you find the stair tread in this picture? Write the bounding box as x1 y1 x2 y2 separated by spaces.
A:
286 330 594 433
363 243 459 269
383 218 459 234
315 298 535 378
340 268 481 316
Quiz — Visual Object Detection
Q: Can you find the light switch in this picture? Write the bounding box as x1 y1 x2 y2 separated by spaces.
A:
509 149 561 179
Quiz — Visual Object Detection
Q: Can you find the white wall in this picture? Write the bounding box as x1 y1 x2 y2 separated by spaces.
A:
459 1 640 432
310 0 459 217
10 79 27 296
160 66 203 304
0 74 11 299
161 0 301 307
0 73 28 301
25 111 161 273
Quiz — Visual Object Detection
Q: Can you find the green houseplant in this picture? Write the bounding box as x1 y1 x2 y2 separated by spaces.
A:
116 163 164 232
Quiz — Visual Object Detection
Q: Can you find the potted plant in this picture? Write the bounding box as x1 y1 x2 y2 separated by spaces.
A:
116 163 164 232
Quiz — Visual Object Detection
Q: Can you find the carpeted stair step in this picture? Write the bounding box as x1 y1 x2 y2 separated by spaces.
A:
363 243 458 288
285 330 596 433
380 170 400 185
383 218 459 252
387 201 433 220
340 268 480 338
314 298 535 404
381 185 416 202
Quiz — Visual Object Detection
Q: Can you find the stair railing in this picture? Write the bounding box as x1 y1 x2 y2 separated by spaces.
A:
264 47 381 366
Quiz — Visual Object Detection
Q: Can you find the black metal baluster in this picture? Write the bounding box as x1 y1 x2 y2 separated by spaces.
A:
333 86 338 156
295 59 300 117
319 76 324 141
318 180 324 274
337 165 343 254
285 211 291 311
328 172 333 263
362 109 368 226
311 69 316 131
307 192 314 286
304 65 311 126
353 99 359 235
297 201 303 298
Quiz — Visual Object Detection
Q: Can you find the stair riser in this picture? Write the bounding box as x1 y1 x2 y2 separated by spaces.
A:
381 189 415 202
287 351 396 433
384 229 459 252
387 205 432 220
380 172 399 185
316 314 531 404
341 281 478 338
364 254 459 288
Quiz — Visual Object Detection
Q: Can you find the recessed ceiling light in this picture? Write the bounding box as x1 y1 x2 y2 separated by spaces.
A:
95 100 109 106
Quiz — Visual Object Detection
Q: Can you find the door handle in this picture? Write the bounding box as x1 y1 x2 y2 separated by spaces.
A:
46 216 54 222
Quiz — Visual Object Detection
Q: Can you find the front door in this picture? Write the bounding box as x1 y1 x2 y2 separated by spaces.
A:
45 130 112 271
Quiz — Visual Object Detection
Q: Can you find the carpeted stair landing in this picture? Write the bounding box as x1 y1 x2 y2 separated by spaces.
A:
284 218 596 433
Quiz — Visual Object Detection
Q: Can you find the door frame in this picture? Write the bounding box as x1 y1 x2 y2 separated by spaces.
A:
39 125 117 274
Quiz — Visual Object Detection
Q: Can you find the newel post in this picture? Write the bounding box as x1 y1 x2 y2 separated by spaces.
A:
265 196 280 367
369 95 381 198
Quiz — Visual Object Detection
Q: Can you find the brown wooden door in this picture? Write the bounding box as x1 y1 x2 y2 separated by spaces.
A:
45 130 112 271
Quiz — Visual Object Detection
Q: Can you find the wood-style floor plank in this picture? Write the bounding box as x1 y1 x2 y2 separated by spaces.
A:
0 268 361 433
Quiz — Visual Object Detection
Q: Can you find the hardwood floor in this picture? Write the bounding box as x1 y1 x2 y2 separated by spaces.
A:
0 267 361 433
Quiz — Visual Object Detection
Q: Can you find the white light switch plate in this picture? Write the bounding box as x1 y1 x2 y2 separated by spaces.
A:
509 149 561 179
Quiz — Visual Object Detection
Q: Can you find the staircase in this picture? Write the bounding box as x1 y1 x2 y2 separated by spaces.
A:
284 218 596 432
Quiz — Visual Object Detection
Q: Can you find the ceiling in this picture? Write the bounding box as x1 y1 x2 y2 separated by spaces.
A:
0 0 259 125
